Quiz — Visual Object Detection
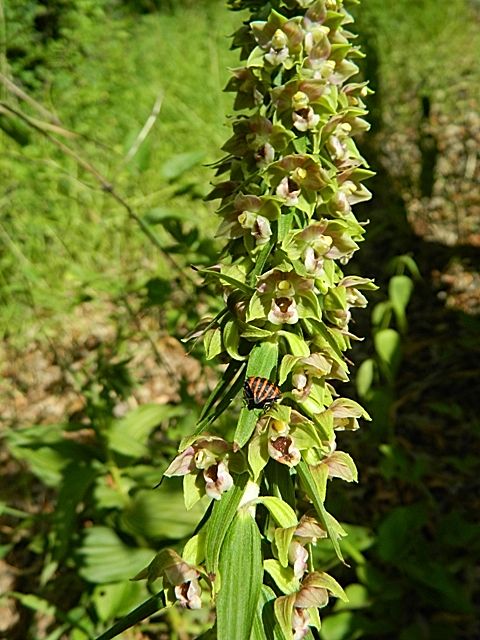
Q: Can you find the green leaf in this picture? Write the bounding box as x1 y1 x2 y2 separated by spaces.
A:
278 331 310 357
297 462 345 564
241 325 274 340
204 327 224 361
274 593 296 640
320 611 356 640
249 241 274 286
77 527 154 584
235 406 262 450
182 532 206 566
334 583 370 611
278 211 294 242
6 423 92 487
371 300 392 328
120 486 208 540
181 364 247 450
255 497 298 528
264 560 299 595
377 503 429 563
274 526 297 568
388 275 413 311
278 354 301 385
356 358 375 398
374 328 402 378
389 275 413 333
205 474 249 576
247 292 268 323
92 581 145 623
246 341 279 378
159 151 204 181
224 319 247 361
196 267 253 294
108 404 178 458
217 511 263 640
248 434 270 482
183 472 204 510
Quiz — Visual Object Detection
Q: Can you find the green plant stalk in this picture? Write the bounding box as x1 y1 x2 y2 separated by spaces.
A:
134 1 374 638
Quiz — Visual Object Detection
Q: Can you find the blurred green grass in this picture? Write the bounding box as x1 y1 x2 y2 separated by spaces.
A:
1 0 478 345
0 1 239 343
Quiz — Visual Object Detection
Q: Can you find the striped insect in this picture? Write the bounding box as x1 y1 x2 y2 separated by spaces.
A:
244 376 282 410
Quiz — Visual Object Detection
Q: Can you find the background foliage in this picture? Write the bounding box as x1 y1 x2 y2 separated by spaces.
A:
1 1 479 639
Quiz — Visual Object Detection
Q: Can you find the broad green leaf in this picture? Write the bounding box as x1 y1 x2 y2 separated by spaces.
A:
356 358 375 398
264 560 299 595
255 497 298 528
241 325 274 339
274 593 296 640
205 474 248 576
217 511 263 640
388 275 413 312
204 327 223 361
183 472 204 510
278 354 301 385
247 341 280 378
182 532 206 566
320 611 356 640
77 526 154 583
196 267 253 294
389 275 413 333
92 581 145 623
160 151 204 181
120 486 207 540
278 331 310 357
334 583 370 611
291 420 324 451
297 462 345 564
247 292 268 323
274 526 297 568
235 406 262 450
6 423 92 487
249 240 274 286
371 300 392 329
374 328 402 377
224 319 246 361
108 404 179 458
248 434 269 482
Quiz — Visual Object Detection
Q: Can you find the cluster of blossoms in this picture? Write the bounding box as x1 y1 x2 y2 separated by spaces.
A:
137 1 373 637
